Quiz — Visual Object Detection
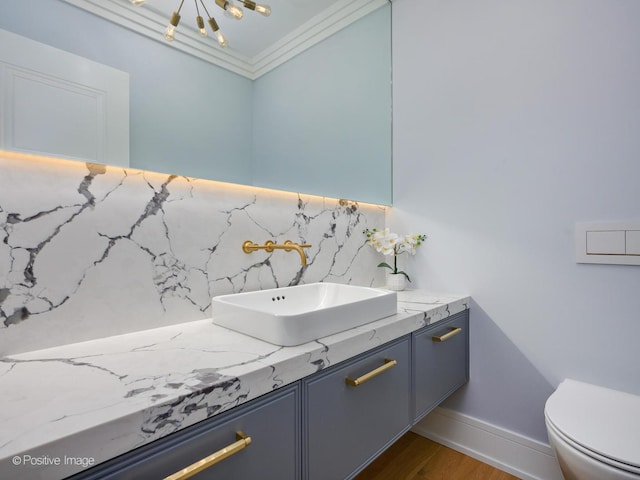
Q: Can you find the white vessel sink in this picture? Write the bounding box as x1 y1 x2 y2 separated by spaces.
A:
211 283 397 346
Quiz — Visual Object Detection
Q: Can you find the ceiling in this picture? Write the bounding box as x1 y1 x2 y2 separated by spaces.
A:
64 0 387 78
143 0 342 58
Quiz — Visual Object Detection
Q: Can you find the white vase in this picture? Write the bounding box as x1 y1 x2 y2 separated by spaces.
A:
385 272 407 291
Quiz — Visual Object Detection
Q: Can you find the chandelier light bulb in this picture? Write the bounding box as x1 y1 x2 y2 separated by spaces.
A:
164 24 177 41
164 11 181 41
254 3 271 16
207 17 228 48
196 15 207 37
215 31 228 48
241 0 270 16
216 0 243 19
226 3 244 19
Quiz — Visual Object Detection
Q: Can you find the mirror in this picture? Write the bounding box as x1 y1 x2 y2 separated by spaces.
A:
0 0 391 205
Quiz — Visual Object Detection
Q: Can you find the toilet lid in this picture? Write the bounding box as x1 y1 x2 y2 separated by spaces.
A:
545 379 640 471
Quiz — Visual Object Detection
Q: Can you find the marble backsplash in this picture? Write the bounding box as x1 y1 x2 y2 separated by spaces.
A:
0 152 386 355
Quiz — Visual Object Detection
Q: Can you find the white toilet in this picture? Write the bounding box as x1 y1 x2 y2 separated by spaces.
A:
545 379 640 480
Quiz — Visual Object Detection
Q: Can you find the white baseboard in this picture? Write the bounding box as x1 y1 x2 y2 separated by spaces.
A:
412 407 564 480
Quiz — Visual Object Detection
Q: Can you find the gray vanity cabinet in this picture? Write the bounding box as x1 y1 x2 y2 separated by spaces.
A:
413 310 469 423
69 383 300 480
304 337 412 480
69 310 469 480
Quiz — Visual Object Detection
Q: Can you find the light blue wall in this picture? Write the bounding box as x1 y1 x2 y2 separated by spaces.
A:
252 5 392 204
0 0 253 184
391 0 640 443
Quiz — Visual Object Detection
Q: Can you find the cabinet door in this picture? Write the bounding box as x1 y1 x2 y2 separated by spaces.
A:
71 384 300 480
413 310 469 423
304 338 411 480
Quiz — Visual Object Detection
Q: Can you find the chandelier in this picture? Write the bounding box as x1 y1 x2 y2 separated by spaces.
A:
130 0 271 48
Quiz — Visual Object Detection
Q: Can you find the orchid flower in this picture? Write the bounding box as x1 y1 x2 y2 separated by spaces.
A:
364 228 427 282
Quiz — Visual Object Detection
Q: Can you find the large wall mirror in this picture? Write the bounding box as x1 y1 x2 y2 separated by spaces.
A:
0 0 391 205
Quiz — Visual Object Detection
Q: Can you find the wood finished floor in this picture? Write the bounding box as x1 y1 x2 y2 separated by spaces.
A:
355 432 519 480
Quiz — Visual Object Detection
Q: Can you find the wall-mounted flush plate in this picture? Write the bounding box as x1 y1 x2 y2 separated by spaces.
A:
575 221 640 266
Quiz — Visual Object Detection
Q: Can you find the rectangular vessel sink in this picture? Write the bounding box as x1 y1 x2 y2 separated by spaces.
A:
211 283 397 346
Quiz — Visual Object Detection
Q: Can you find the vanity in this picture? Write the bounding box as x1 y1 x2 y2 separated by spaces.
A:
0 291 469 480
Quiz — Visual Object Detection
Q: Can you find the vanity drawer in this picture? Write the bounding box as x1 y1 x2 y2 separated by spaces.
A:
71 384 300 480
304 337 411 480
413 310 469 423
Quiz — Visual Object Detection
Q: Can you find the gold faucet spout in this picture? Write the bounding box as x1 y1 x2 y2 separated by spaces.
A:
282 240 312 265
242 240 311 266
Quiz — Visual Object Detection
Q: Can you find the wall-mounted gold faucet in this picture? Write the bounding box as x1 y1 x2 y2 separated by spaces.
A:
242 240 312 266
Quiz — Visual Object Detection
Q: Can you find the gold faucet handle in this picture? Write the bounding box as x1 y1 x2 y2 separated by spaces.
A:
242 240 258 253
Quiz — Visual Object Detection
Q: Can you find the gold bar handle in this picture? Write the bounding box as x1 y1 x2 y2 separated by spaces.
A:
432 327 462 342
164 431 252 480
345 358 397 387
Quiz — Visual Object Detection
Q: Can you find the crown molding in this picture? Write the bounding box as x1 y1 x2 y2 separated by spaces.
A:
62 0 389 80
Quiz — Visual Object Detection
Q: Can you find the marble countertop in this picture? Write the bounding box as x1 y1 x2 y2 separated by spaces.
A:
0 290 469 480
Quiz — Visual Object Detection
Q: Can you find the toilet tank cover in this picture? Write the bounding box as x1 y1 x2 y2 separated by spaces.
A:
545 379 640 469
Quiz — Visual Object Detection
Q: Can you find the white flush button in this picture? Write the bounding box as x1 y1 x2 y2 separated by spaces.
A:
626 231 640 255
586 231 625 255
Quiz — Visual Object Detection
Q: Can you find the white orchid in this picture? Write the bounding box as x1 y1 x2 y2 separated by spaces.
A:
369 228 399 256
398 234 424 255
364 228 427 282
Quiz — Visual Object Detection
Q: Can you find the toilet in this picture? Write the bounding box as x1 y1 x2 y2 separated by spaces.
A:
544 379 640 480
